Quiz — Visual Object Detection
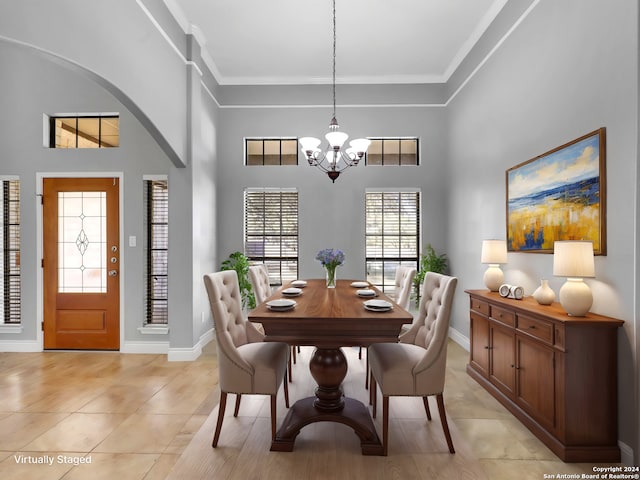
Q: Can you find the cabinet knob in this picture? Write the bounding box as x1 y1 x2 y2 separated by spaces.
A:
529 325 536 329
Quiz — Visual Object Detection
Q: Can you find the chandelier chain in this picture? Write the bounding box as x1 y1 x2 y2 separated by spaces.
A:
332 0 336 119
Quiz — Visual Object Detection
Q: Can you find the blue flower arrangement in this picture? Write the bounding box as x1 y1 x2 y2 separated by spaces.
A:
315 248 345 269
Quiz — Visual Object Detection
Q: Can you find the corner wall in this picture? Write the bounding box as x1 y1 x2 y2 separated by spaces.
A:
446 0 638 461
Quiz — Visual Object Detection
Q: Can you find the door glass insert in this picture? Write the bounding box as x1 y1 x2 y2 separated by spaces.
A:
58 191 107 292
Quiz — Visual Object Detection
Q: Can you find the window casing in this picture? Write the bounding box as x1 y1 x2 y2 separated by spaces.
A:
365 138 419 166
144 179 168 325
245 138 298 165
244 188 298 285
1 179 20 324
50 115 119 148
365 190 420 293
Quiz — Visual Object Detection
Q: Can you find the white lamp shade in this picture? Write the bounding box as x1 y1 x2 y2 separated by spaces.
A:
553 241 595 278
299 137 321 152
325 131 349 149
349 138 371 154
481 240 508 264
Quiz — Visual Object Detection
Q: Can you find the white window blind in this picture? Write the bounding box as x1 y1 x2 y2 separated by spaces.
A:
244 188 298 285
365 190 420 292
144 179 168 325
1 179 20 324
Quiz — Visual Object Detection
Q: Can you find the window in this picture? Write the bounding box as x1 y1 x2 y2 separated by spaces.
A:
144 179 168 325
1 179 20 324
365 190 420 293
245 138 298 165
244 188 298 285
366 138 419 166
50 115 119 148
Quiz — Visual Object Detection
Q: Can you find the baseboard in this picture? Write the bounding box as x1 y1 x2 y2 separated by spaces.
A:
448 326 470 351
619 439 634 466
120 341 169 354
167 327 214 362
0 340 40 352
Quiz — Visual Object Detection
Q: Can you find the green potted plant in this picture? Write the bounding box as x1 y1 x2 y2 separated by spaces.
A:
220 251 256 309
412 244 448 306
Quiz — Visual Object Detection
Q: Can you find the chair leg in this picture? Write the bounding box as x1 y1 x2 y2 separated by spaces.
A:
292 345 297 364
436 393 455 454
288 349 293 382
270 394 277 441
382 396 389 456
283 369 290 408
233 394 242 417
358 346 362 360
422 396 432 421
297 345 301 353
212 391 227 447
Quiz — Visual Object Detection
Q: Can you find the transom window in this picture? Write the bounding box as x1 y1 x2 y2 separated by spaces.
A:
50 115 119 148
144 178 168 325
244 188 298 285
366 138 419 166
365 190 420 293
1 179 20 324
245 138 298 165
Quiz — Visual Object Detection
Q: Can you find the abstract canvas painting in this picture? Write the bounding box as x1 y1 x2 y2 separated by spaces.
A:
506 128 606 254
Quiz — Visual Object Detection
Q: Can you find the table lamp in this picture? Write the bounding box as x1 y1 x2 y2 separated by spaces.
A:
553 240 595 316
481 240 507 291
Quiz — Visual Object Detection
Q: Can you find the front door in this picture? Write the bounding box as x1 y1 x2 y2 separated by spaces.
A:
43 177 120 350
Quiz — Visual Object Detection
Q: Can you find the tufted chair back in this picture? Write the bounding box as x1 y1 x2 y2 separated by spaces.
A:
394 266 417 310
203 270 264 391
248 264 272 304
399 272 457 392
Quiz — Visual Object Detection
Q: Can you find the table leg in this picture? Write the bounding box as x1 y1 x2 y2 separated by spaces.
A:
270 347 384 455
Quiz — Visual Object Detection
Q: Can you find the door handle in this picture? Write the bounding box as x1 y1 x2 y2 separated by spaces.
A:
108 270 118 277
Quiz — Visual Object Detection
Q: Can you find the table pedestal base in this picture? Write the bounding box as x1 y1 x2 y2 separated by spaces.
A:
270 346 383 455
270 396 383 455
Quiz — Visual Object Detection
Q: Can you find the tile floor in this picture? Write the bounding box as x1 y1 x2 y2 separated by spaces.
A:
0 339 621 479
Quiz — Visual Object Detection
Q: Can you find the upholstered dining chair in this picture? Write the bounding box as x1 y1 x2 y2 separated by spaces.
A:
203 270 290 447
368 271 458 455
361 266 417 388
248 264 299 381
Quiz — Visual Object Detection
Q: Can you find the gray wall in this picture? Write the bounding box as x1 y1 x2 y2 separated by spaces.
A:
446 0 638 457
216 105 449 281
0 0 188 167
0 41 173 345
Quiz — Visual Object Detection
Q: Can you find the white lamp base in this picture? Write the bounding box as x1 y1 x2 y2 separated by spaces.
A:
559 278 592 316
483 265 504 292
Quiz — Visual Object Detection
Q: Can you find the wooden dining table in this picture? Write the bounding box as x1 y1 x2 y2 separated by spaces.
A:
248 278 413 455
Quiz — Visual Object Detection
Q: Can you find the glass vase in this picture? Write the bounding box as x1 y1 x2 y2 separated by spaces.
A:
325 266 337 288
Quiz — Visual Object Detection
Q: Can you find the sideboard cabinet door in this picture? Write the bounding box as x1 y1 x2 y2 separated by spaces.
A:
515 334 556 432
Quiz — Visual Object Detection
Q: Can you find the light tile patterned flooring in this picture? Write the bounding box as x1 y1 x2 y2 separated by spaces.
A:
0 340 615 479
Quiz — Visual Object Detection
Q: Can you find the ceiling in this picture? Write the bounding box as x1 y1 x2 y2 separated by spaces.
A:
166 0 509 86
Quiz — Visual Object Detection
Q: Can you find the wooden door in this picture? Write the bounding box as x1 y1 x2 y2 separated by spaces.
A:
43 178 120 350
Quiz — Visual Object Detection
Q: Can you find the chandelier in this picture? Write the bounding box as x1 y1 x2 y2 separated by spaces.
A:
299 0 371 183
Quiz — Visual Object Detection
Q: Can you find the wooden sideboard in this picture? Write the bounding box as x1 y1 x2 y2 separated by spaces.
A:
465 289 623 463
